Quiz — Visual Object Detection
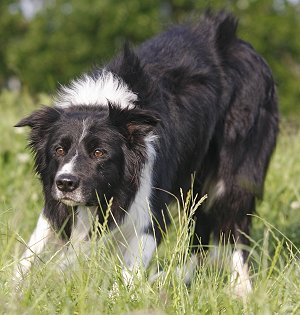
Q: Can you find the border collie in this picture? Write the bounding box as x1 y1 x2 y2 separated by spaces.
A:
15 11 279 296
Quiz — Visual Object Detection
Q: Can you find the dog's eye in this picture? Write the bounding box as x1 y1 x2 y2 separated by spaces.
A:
55 146 65 157
93 149 105 159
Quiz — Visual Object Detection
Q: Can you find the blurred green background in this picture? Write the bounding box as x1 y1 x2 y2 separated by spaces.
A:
1 0 300 118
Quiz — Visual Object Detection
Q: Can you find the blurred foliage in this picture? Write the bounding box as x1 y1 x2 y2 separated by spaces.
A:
1 0 300 118
0 0 27 87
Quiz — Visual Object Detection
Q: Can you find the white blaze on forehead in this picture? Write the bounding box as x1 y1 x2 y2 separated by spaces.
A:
57 151 78 176
55 70 137 109
56 121 88 177
79 119 88 143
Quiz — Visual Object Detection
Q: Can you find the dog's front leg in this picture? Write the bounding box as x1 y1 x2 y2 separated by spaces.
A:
230 249 252 298
14 212 55 282
121 232 157 287
58 206 97 269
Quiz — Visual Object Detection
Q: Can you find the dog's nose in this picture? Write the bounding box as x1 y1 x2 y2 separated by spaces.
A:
56 174 79 192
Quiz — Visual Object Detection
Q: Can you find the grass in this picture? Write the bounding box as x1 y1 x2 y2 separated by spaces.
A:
1 90 300 314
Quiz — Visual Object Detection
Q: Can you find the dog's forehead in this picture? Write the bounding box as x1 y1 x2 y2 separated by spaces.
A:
53 111 120 147
57 110 106 134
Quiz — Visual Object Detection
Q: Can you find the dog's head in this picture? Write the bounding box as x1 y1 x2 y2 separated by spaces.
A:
16 104 158 209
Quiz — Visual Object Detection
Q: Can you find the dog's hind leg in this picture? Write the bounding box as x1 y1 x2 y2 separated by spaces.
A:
192 170 253 297
212 183 254 298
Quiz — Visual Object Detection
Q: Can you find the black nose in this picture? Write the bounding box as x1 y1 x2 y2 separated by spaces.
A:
56 174 79 192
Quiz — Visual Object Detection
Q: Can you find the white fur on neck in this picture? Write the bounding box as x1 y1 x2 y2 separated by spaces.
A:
55 70 137 108
124 134 157 232
116 135 157 287
110 134 157 262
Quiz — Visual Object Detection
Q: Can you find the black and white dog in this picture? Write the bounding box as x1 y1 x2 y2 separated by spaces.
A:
15 11 279 296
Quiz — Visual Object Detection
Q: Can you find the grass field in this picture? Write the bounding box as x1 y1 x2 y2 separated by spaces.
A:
1 90 300 314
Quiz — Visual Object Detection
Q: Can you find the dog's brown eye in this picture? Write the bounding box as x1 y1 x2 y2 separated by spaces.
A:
93 149 105 158
55 147 65 157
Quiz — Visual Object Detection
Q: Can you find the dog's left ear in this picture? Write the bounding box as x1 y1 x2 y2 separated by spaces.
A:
109 104 159 145
109 43 154 105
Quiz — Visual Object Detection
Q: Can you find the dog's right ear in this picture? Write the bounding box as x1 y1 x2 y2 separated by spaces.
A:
15 106 62 130
15 106 63 174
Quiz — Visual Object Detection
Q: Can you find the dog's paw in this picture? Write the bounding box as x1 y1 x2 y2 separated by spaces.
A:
230 270 252 298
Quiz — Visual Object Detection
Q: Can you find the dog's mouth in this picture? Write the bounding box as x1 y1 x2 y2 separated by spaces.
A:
60 197 82 207
53 186 86 206
56 193 86 206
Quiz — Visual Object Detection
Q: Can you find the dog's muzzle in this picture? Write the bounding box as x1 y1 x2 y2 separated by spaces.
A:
56 174 79 193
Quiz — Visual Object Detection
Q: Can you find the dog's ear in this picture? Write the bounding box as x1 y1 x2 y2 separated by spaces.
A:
110 43 155 106
109 104 159 146
15 106 62 173
15 106 62 129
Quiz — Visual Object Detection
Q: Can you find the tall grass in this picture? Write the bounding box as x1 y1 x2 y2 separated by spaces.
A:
1 91 300 314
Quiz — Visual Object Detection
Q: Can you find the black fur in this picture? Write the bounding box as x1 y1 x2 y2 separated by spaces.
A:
17 12 279 257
